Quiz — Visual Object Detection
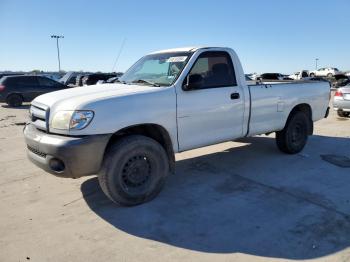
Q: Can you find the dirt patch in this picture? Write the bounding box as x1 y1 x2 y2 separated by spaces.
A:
215 175 255 194
0 115 16 121
290 212 350 248
321 154 350 168
185 159 219 174
280 187 337 210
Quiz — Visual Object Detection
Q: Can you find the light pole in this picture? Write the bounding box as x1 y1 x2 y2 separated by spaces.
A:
51 35 64 72
315 58 319 70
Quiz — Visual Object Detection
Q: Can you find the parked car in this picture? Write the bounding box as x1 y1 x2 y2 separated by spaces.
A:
106 76 120 83
0 75 68 107
0 73 25 79
245 75 257 85
309 77 331 83
333 85 350 117
288 70 309 80
246 73 259 80
332 74 350 89
257 73 286 81
309 67 342 78
75 74 88 87
24 46 330 206
82 73 118 86
105 73 124 84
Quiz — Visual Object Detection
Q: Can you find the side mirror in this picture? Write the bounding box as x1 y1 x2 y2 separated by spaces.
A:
183 74 203 91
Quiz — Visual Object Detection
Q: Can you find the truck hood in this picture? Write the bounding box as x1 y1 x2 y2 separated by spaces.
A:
33 83 163 110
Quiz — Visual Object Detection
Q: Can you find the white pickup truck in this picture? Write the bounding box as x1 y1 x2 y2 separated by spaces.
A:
24 47 330 206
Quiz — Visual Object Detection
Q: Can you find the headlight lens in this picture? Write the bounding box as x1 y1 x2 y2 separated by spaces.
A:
70 111 94 130
51 110 94 130
51 111 73 130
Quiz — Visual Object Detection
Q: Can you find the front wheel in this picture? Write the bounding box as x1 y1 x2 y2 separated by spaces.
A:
98 135 169 206
309 73 315 77
327 73 333 78
276 112 309 154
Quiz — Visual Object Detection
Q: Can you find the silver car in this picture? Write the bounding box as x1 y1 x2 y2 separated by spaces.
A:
333 85 350 117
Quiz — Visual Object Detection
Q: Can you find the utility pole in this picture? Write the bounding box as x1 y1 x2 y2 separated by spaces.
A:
315 58 319 70
51 35 64 72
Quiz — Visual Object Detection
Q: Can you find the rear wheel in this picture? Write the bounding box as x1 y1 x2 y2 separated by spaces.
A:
309 73 315 77
98 135 169 206
337 110 350 117
276 111 309 154
6 94 23 107
327 73 333 78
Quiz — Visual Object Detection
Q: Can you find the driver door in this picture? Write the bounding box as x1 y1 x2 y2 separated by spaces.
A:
176 51 244 151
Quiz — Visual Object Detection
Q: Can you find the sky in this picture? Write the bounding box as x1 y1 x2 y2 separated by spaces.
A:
0 0 349 74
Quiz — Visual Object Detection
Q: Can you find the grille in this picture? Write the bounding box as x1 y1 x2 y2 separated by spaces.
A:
27 145 47 158
29 103 49 132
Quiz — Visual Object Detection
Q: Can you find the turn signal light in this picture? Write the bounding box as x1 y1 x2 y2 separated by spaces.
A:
0 85 5 92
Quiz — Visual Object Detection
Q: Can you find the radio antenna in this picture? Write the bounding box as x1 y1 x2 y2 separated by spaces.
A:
111 37 126 72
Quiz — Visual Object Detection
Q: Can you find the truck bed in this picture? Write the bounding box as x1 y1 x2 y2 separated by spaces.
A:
246 81 330 136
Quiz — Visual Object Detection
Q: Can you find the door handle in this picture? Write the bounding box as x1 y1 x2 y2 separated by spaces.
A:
230 93 240 100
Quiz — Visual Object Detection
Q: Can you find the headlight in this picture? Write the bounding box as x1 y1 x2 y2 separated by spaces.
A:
51 111 73 130
51 110 94 130
70 111 94 130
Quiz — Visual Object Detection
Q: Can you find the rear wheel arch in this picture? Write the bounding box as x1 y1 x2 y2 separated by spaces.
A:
285 103 313 135
276 111 309 154
105 124 175 173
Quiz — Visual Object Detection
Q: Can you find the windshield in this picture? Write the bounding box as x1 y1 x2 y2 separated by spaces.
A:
119 52 191 86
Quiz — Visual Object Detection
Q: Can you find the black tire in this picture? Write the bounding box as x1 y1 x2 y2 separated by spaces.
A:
6 94 23 107
327 73 333 78
276 111 309 154
337 110 350 117
98 135 169 206
309 73 315 77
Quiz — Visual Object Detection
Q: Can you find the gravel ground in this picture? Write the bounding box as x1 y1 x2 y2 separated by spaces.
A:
0 99 349 262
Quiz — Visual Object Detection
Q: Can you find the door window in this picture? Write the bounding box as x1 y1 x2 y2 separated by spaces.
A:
186 51 236 89
14 77 38 86
37 77 60 87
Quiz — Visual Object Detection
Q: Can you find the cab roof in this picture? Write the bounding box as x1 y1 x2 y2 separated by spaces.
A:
149 46 228 54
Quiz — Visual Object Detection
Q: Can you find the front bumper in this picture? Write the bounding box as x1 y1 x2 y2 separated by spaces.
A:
24 123 111 178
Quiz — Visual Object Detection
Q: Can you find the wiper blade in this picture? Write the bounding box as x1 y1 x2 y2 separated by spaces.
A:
131 79 160 87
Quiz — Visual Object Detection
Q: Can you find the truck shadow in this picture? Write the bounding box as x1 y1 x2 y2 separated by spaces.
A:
81 135 350 260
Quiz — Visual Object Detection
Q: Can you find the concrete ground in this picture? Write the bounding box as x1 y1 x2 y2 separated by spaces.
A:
0 100 349 262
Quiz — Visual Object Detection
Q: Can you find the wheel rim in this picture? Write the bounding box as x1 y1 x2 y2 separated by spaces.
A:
120 155 153 196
